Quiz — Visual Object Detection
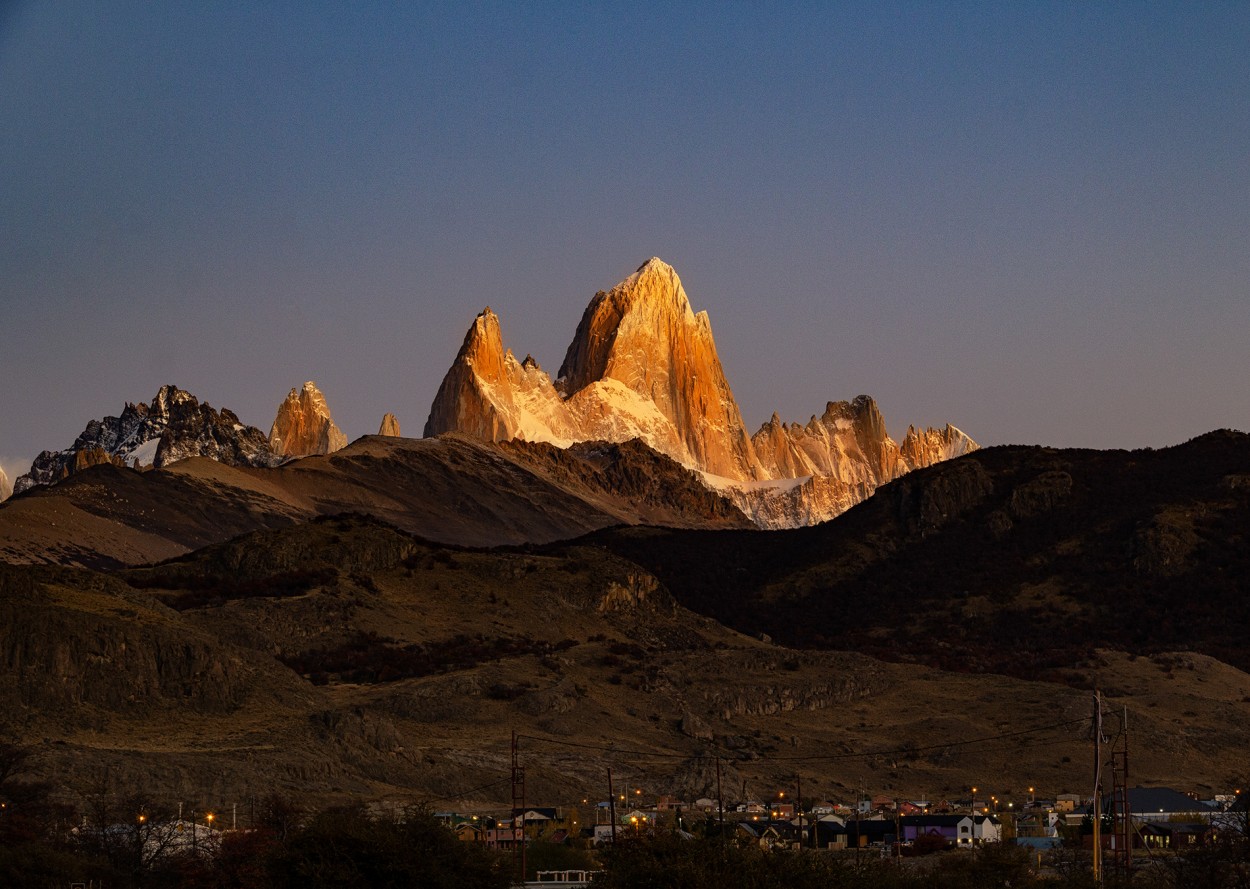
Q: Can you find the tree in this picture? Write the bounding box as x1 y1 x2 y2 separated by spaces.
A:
266 805 508 889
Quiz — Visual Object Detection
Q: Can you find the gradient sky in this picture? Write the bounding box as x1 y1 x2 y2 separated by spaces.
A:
2 2 1248 482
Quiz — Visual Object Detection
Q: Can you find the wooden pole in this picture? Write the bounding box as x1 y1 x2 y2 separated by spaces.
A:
1092 690 1103 885
716 757 725 839
608 768 617 845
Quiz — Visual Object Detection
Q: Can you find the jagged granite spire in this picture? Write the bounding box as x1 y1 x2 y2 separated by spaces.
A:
378 413 401 437
425 259 765 481
269 381 348 457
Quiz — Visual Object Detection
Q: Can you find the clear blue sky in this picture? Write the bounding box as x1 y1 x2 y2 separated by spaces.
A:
2 2 1247 479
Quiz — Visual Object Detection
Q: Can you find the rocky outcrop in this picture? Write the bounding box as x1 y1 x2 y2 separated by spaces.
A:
378 413 401 437
424 258 976 528
269 381 348 457
15 385 278 493
556 258 764 481
425 260 765 480
0 465 11 502
732 397 980 527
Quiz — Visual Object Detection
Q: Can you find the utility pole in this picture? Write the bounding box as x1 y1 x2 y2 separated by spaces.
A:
1092 690 1103 886
855 778 863 865
715 757 725 839
608 768 618 845
1110 706 1131 877
512 731 526 883
895 799 902 864
796 774 803 849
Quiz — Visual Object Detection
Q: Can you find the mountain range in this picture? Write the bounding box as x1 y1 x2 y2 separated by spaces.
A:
2 438 1248 812
425 258 976 527
1 257 1246 814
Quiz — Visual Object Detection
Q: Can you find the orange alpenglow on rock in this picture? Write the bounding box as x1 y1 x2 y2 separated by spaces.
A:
378 413 401 437
269 381 348 457
424 258 764 481
422 257 977 528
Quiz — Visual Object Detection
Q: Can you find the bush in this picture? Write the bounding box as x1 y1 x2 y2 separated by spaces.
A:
267 806 508 889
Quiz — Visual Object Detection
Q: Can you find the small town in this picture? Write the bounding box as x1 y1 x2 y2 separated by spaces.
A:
26 780 1245 888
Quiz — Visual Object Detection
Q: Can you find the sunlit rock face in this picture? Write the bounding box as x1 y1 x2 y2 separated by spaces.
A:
556 258 764 481
0 466 11 502
730 398 979 528
900 422 979 469
425 259 763 481
378 413 401 437
269 381 348 457
15 385 277 493
424 258 977 527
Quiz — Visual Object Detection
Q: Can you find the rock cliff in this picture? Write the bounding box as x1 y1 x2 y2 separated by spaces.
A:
424 260 763 480
0 465 10 502
15 385 278 493
424 258 976 527
556 258 764 481
269 381 348 457
735 396 980 527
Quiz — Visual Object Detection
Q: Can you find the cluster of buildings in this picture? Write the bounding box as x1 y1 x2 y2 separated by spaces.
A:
434 785 1247 855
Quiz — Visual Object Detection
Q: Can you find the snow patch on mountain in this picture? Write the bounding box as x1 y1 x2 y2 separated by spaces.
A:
14 385 278 493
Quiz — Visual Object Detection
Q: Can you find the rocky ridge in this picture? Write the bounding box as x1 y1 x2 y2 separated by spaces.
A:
425 258 977 527
0 433 751 568
730 397 979 528
14 385 278 494
0 465 10 502
269 381 348 457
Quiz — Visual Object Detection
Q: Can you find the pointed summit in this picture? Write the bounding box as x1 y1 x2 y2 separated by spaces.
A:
424 308 527 441
556 258 763 480
378 413 401 437
558 257 694 395
269 381 348 457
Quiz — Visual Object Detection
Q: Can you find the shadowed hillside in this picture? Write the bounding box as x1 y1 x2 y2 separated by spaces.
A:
0 434 749 568
585 431 1250 678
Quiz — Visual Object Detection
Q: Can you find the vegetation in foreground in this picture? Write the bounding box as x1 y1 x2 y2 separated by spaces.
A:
4 750 1250 889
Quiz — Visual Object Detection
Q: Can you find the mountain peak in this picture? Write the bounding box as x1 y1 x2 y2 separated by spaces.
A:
378 412 401 437
423 258 975 523
423 306 521 441
269 381 348 457
15 386 277 493
636 256 674 274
